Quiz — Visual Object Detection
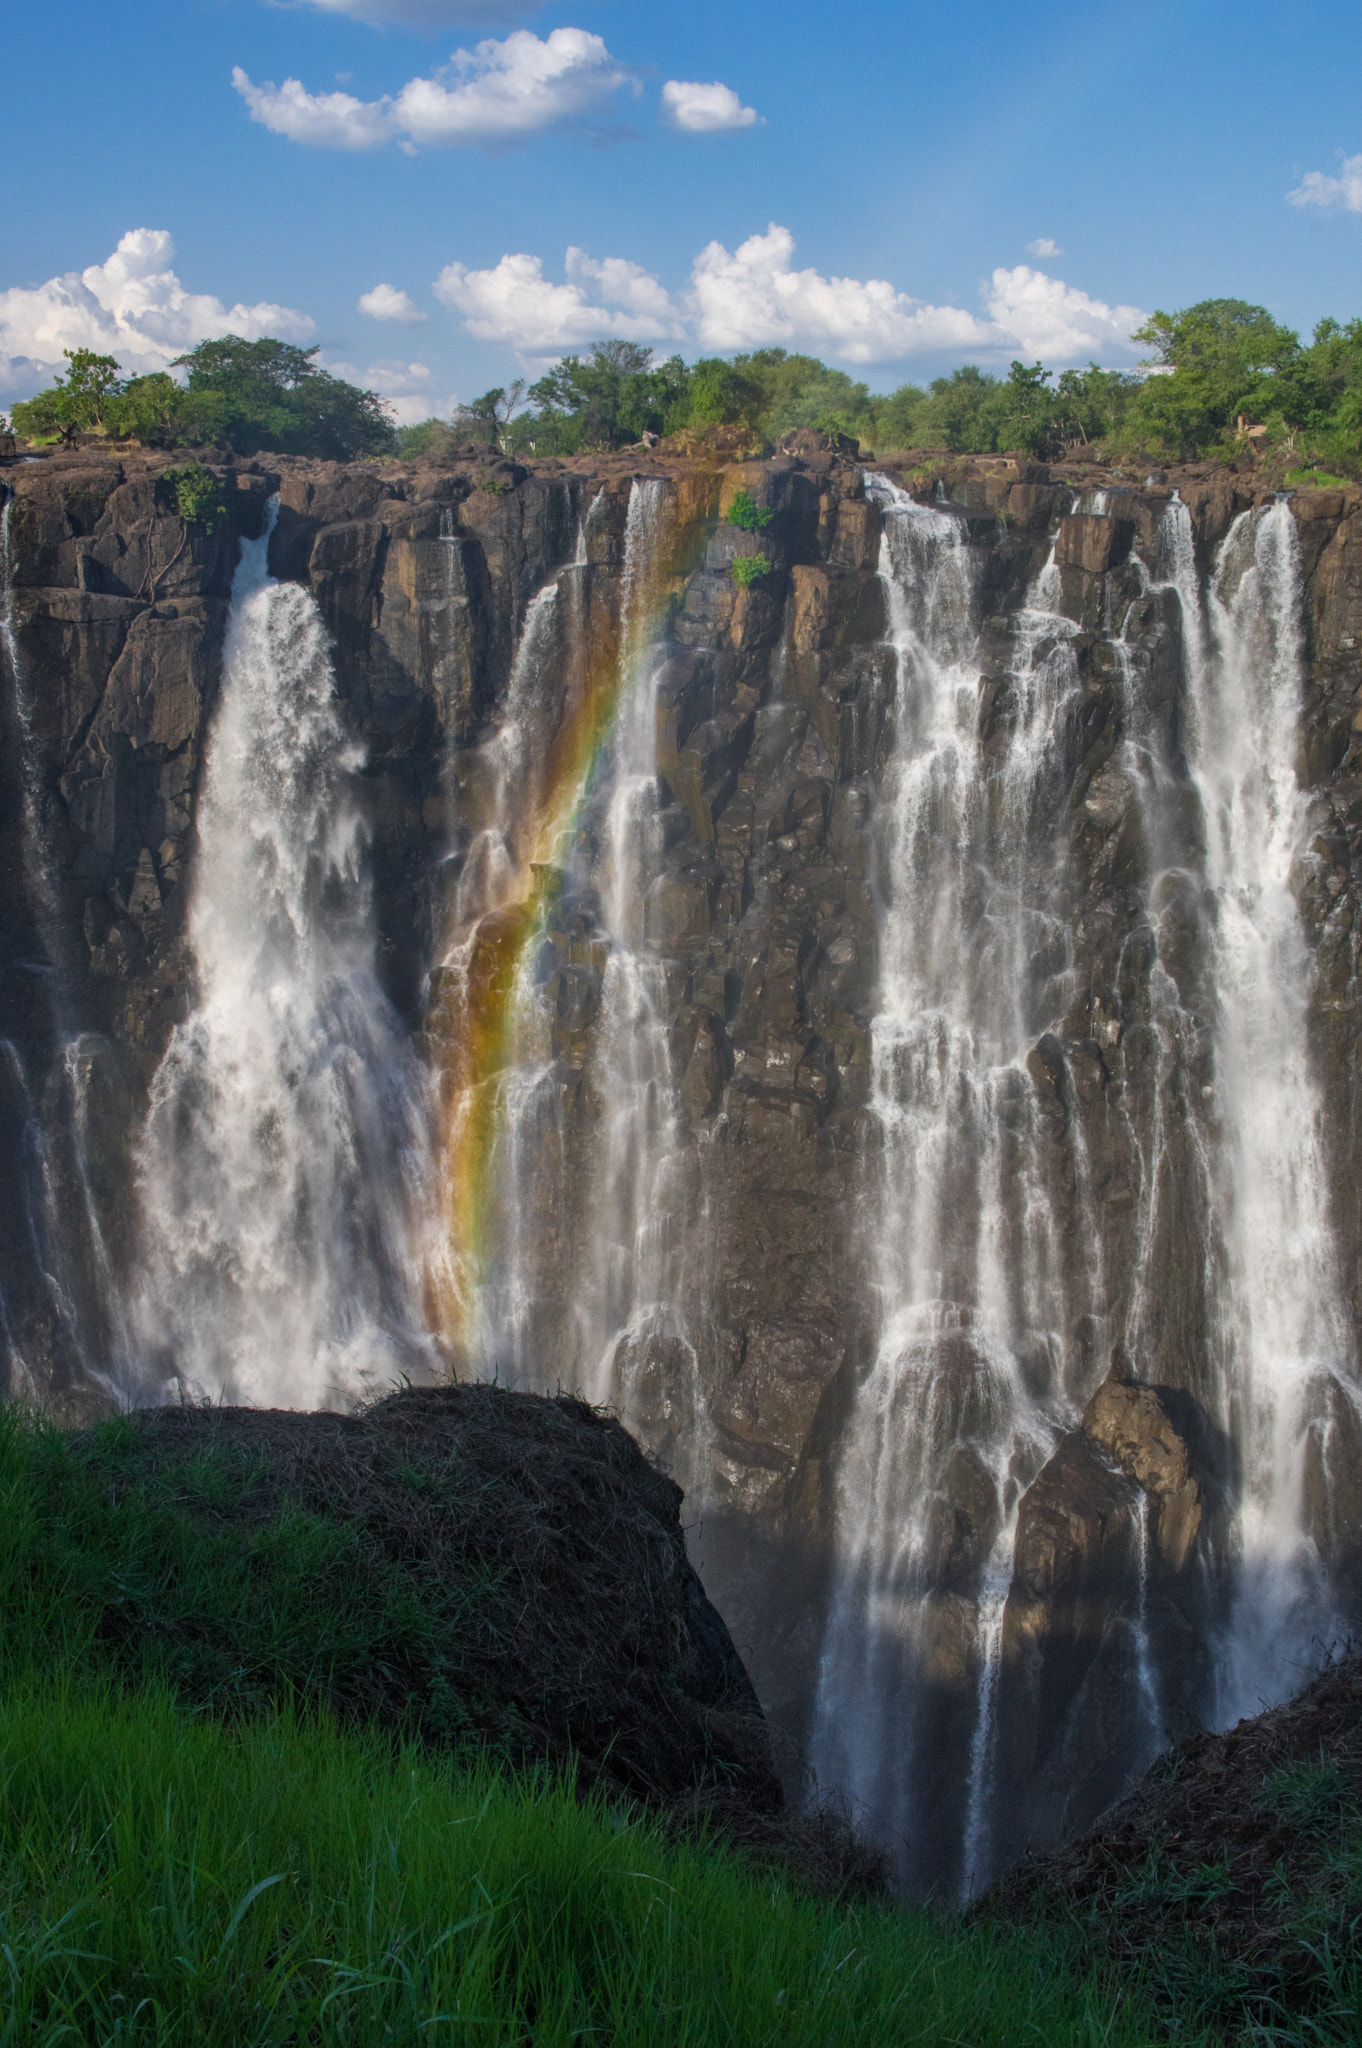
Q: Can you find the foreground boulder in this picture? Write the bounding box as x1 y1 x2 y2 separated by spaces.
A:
103 1384 782 1815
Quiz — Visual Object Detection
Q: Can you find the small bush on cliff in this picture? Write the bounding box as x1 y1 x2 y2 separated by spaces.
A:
162 462 227 527
726 488 772 531
731 551 771 587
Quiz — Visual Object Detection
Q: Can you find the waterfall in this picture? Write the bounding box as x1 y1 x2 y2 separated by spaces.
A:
131 504 439 1408
1178 503 1359 1713
440 476 706 1483
0 499 123 1404
576 479 699 1443
811 479 1091 1890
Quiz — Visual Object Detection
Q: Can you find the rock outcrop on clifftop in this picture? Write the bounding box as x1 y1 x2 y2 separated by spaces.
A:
4 435 1362 1889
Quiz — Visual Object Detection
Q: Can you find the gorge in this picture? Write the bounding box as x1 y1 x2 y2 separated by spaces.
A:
3 434 1361 1896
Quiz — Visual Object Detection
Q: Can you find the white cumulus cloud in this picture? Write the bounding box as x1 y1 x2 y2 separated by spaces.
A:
984 265 1145 361
1288 152 1362 213
328 356 451 425
660 80 761 133
433 247 684 352
0 229 314 400
689 224 994 360
303 0 533 25
428 226 1147 369
359 283 427 322
1027 237 1063 258
233 29 637 152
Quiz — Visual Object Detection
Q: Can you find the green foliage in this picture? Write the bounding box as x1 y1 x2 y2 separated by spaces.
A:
162 462 227 528
172 335 397 460
731 551 771 587
0 1677 1191 2048
726 488 772 531
0 1407 1195 2048
0 1410 497 1731
395 415 462 459
11 347 124 439
526 341 690 452
455 379 527 452
12 335 397 458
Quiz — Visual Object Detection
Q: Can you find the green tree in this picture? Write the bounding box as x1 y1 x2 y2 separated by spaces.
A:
11 348 125 440
1125 299 1306 458
170 337 397 459
527 342 689 451
454 381 527 451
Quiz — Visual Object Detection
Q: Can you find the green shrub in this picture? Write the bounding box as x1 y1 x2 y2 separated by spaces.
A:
731 551 771 587
162 463 227 528
726 488 773 531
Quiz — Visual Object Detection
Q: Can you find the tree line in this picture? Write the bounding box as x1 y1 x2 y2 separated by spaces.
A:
9 298 1362 476
7 338 397 462
412 300 1362 475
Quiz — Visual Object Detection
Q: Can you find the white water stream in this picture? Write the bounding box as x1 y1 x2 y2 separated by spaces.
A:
811 481 1091 1887
1177 501 1359 1713
131 506 439 1407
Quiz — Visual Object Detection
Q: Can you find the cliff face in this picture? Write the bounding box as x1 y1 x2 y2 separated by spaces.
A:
4 436 1362 1889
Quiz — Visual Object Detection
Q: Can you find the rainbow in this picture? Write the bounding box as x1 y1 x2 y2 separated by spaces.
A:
426 468 721 1364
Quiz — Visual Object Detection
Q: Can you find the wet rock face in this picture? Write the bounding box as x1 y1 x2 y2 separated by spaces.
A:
6 443 1362 1879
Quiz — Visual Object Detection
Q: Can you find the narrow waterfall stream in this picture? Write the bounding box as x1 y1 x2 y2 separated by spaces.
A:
438 477 707 1482
811 479 1090 1890
131 506 439 1407
0 497 124 1403
574 479 706 1471
1180 503 1360 1713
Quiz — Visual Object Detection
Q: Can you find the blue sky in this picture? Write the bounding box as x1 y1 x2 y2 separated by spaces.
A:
2 0 1360 421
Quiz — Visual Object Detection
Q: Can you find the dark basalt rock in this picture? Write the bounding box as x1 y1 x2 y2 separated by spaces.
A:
6 443 1362 1881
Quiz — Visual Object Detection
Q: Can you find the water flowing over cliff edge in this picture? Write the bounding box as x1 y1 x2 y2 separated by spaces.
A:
3 439 1362 1893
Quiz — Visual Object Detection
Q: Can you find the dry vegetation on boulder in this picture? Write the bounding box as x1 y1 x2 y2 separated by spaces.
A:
982 1652 1362 2034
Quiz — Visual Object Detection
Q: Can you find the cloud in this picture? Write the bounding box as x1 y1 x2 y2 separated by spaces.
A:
359 282 427 322
984 265 1145 360
302 0 534 25
660 80 761 133
430 228 1146 367
233 28 637 152
232 68 390 147
0 229 314 400
1288 152 1362 213
427 225 1148 370
1026 236 1063 258
433 246 684 352
327 355 451 425
688 224 994 360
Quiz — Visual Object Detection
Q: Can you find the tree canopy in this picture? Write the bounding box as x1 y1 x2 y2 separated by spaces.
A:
10 337 397 460
12 296 1362 478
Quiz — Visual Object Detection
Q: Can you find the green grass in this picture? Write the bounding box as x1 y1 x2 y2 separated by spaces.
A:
0 1408 1197 2044
0 1677 1187 2047
0 1410 453 1719
1284 467 1353 490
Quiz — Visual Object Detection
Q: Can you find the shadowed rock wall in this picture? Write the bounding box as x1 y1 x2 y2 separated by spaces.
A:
4 439 1362 1878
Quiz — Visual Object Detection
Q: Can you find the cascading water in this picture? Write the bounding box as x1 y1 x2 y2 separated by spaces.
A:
131 503 439 1408
1178 502 1360 1714
438 476 708 1485
811 479 1097 1891
574 480 702 1452
0 497 123 1403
